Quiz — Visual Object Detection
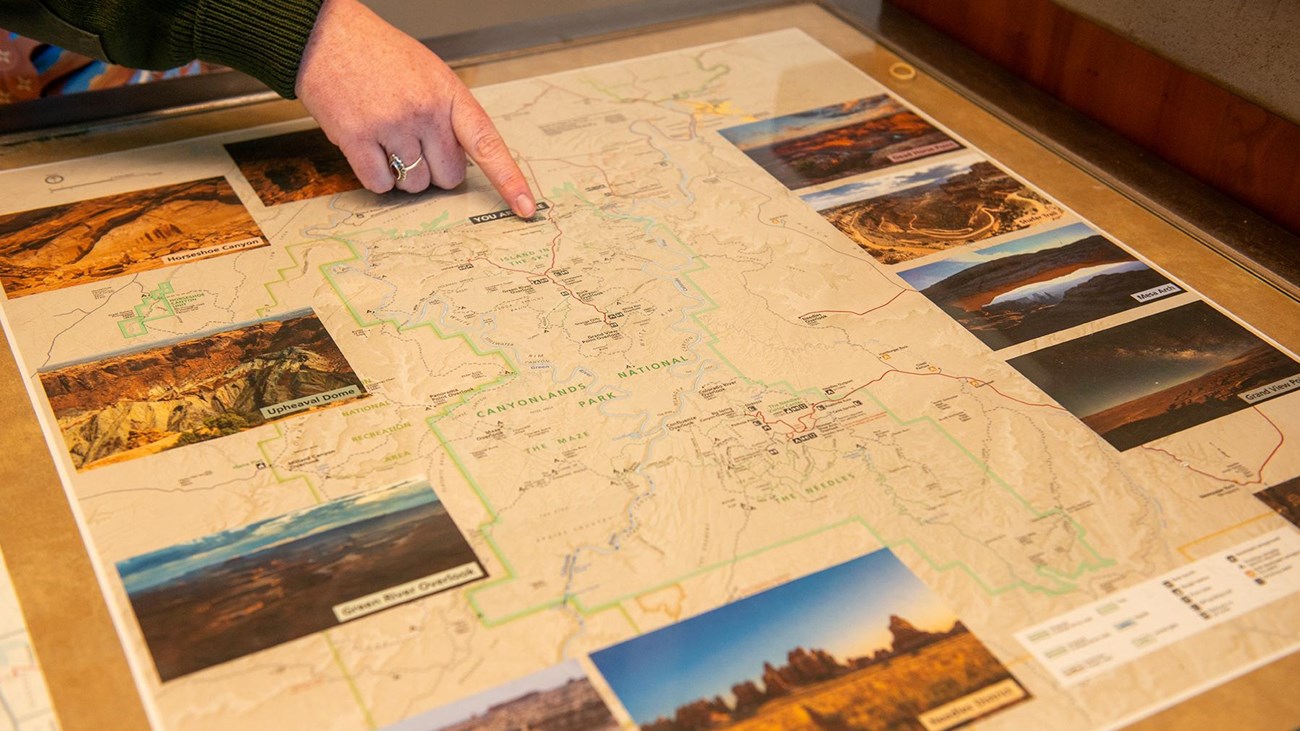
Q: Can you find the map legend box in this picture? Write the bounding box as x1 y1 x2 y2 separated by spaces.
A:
1018 527 1300 686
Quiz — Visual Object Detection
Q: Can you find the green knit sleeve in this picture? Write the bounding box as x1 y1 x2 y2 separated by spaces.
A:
2 0 325 98
162 0 326 98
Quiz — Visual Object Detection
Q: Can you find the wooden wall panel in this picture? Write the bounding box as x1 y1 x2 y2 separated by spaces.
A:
888 0 1300 235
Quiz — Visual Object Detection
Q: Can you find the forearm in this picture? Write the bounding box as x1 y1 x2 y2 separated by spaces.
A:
0 0 324 97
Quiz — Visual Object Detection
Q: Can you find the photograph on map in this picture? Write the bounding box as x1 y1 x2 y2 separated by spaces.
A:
224 127 364 206
802 153 1065 265
1254 476 1300 530
385 660 620 731
38 308 366 470
898 222 1179 350
117 478 486 681
591 549 1028 731
0 176 267 299
1007 301 1300 451
718 94 962 189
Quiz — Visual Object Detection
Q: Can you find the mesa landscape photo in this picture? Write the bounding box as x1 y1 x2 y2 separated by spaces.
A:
592 550 1027 731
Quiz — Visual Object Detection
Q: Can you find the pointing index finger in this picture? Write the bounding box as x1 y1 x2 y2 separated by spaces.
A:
451 92 537 218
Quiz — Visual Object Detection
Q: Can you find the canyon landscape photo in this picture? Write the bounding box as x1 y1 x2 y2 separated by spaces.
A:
0 176 266 298
39 309 366 470
805 155 1064 264
1008 301 1300 450
898 223 1176 349
118 480 485 680
719 95 962 189
225 128 364 206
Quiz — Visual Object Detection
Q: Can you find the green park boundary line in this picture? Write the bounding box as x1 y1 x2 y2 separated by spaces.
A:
258 184 1115 642
255 219 531 587
558 181 1114 579
324 631 378 730
254 216 520 438
255 424 326 504
253 428 370 724
573 511 1106 622
256 216 516 730
243 140 1121 731
424 183 1113 632
116 281 177 339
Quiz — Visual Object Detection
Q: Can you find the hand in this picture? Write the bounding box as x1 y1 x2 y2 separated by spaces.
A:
294 0 536 216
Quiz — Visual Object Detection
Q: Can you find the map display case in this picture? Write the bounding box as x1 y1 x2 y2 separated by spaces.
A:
1 3 1297 730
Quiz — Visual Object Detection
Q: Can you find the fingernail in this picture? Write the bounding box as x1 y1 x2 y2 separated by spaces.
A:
515 193 537 218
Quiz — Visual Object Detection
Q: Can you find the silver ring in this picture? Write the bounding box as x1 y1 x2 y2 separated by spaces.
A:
389 153 423 182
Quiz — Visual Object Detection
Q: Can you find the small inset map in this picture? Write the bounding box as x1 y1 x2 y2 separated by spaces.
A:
0 547 59 731
385 660 619 731
39 308 366 470
225 128 364 206
898 223 1178 349
718 94 961 189
1008 301 1300 450
0 176 266 298
803 153 1065 264
592 549 1027 731
117 479 486 681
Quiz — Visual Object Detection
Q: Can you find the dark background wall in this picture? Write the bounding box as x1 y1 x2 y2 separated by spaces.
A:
887 0 1300 235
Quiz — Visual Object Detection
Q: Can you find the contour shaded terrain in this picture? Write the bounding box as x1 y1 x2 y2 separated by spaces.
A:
225 128 364 206
0 177 265 298
39 311 365 469
822 161 1064 264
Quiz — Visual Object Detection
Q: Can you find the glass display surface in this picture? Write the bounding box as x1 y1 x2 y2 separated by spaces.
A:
0 18 1297 731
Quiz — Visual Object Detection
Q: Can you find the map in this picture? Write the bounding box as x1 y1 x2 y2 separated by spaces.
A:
0 548 59 731
0 29 1298 731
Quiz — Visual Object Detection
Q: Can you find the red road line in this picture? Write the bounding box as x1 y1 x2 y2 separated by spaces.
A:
1140 406 1286 486
754 367 1063 437
800 289 907 318
470 205 611 325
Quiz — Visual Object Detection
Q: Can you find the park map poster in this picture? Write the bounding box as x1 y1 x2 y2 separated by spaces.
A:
1 29 1299 731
